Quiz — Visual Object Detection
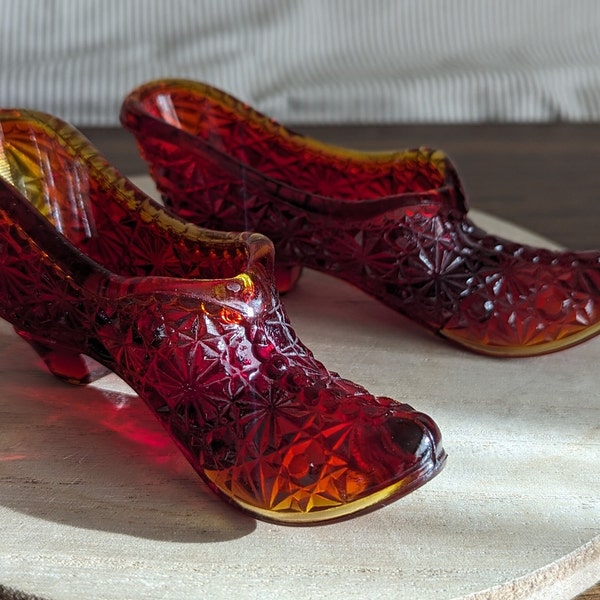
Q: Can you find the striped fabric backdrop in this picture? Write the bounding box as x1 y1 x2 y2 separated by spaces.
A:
1 0 600 125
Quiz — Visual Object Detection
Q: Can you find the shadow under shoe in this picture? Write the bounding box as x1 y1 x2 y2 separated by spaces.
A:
121 78 600 357
0 109 445 524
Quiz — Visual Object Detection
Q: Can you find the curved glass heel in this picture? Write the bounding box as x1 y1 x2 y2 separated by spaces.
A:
0 109 445 523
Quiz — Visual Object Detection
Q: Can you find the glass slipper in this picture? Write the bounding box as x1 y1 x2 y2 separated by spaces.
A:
122 78 600 357
0 109 445 524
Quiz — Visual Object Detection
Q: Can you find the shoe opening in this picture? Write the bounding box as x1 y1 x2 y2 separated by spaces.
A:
136 81 449 201
0 111 251 281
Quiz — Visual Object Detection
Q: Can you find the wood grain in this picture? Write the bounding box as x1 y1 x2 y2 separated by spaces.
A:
0 124 597 599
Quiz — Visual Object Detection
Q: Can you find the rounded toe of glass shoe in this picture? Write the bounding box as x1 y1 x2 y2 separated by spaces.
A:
360 400 447 506
438 246 600 356
383 407 444 465
201 381 446 525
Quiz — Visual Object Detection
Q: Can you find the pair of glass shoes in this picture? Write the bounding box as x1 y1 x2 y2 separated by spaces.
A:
1 79 599 525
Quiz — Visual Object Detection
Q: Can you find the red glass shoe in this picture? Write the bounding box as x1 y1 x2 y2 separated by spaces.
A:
0 109 445 524
121 78 600 357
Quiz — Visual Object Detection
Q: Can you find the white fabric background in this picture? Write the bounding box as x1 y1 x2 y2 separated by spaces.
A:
1 0 600 126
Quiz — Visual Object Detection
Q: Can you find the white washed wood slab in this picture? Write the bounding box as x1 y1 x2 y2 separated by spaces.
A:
0 176 598 600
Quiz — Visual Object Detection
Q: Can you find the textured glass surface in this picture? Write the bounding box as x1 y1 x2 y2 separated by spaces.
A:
122 79 600 357
0 110 445 523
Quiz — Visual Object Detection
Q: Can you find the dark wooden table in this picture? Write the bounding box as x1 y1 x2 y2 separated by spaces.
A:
80 123 599 600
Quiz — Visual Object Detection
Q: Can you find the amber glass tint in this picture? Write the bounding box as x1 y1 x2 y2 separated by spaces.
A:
122 79 600 357
0 110 445 523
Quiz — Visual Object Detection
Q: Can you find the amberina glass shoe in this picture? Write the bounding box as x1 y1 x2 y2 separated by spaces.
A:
121 78 600 357
0 109 445 524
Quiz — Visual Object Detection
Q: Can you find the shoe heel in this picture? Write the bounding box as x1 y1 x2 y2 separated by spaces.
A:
274 263 303 293
14 329 111 385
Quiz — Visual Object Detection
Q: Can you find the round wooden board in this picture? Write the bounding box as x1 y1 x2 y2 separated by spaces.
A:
0 176 598 600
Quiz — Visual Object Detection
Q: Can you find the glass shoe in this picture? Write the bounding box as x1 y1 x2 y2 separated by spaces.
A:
0 109 445 524
121 78 600 357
